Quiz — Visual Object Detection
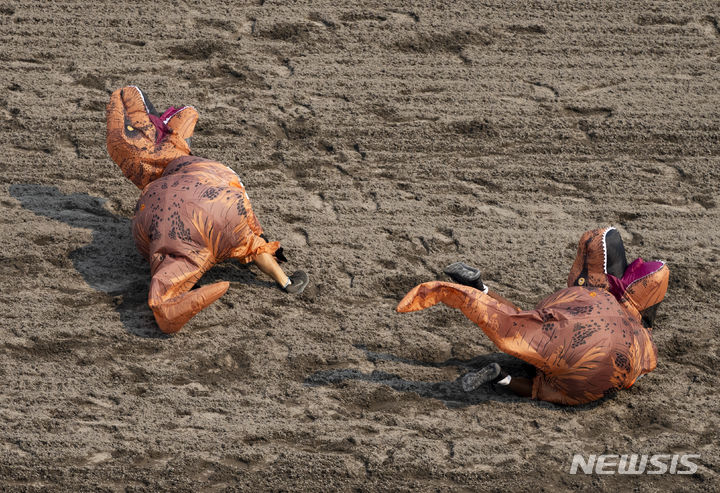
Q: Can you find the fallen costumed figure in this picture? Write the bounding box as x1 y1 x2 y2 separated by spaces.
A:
106 86 309 333
397 227 669 405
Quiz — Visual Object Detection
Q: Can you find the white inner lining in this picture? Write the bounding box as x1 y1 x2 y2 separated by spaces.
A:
128 85 150 114
601 226 614 275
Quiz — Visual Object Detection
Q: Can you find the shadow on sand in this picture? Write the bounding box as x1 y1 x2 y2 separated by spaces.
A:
10 184 273 338
305 345 610 410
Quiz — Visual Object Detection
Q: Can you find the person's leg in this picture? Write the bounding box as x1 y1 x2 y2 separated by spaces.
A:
398 281 551 399
504 376 533 398
254 252 309 294
254 252 289 286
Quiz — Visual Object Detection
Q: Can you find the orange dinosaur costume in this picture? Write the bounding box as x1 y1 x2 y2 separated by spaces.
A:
397 227 669 405
106 86 289 333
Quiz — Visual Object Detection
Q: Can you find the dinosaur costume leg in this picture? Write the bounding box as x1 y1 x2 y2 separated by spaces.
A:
148 250 229 334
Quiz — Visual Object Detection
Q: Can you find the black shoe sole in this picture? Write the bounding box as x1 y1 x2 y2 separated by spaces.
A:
285 271 309 294
444 262 482 286
461 363 501 392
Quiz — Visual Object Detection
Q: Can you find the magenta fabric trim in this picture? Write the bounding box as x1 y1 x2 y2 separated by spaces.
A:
148 106 182 144
607 258 665 300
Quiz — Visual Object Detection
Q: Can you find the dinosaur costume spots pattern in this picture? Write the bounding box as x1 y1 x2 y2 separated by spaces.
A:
397 227 669 405
107 86 281 333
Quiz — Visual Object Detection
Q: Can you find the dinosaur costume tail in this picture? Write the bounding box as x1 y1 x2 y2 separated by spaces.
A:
397 281 520 317
397 281 547 367
147 252 229 334
150 282 230 334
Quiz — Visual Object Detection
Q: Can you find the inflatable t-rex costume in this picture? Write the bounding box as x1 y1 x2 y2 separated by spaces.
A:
107 86 305 333
397 227 669 405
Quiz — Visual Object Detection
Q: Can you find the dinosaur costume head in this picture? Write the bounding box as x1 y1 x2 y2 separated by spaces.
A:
106 86 198 188
397 226 669 405
568 227 669 327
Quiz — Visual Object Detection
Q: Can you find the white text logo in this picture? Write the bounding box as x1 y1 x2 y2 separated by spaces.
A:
569 454 700 475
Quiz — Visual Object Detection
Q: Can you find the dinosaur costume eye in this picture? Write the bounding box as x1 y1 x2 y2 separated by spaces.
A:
127 125 134 131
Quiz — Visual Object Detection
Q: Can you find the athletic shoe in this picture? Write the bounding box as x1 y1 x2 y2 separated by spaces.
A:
461 363 502 392
444 262 486 291
284 271 309 294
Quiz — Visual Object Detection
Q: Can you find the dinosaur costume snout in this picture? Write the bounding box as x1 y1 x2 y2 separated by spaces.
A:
106 86 198 189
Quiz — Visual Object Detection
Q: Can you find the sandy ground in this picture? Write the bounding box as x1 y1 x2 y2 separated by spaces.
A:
1 0 719 491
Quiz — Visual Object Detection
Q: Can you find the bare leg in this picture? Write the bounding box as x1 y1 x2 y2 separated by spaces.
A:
254 252 290 286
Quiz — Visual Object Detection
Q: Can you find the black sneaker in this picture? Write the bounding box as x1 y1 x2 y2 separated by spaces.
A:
284 271 309 294
461 363 502 392
444 262 486 291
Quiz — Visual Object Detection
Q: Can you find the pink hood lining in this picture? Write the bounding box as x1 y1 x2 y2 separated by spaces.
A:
148 106 187 145
607 258 665 301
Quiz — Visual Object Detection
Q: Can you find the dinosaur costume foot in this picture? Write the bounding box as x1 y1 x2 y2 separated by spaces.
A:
284 271 309 294
462 363 502 392
151 281 230 334
444 262 486 291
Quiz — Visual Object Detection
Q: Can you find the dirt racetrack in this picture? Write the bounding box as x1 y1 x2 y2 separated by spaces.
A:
1 0 719 491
